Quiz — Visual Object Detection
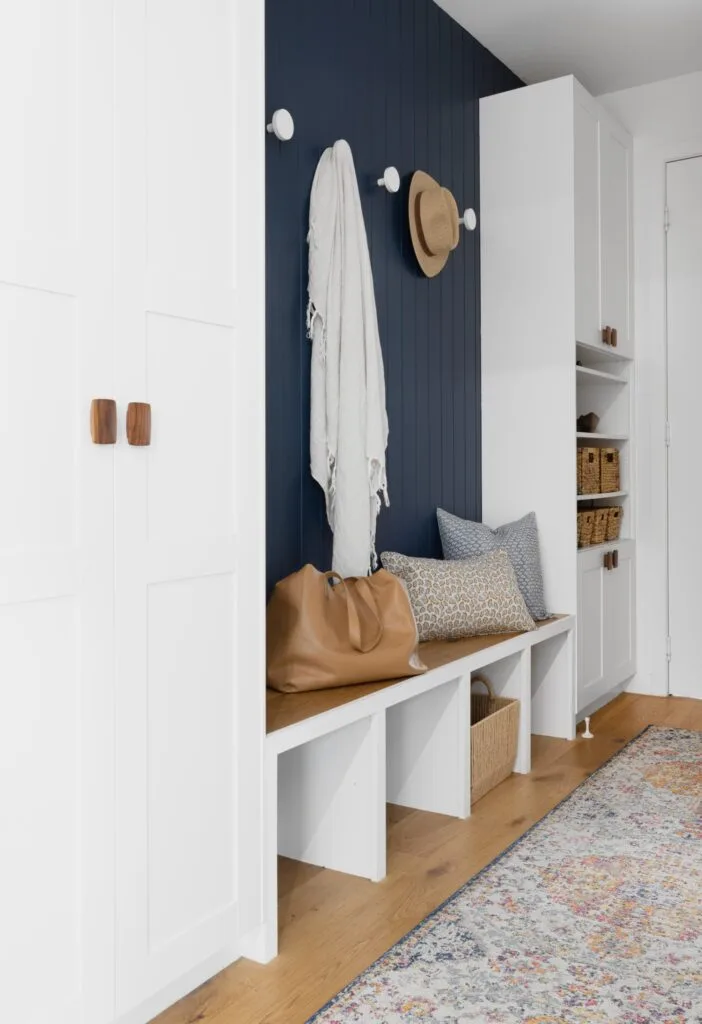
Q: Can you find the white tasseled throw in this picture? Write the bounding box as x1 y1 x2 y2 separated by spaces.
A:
307 139 389 577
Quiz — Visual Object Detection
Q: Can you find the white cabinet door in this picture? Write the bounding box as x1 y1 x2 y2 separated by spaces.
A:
577 547 605 712
0 2 115 1022
602 540 636 689
114 0 240 1015
599 122 632 355
574 101 601 348
578 540 636 712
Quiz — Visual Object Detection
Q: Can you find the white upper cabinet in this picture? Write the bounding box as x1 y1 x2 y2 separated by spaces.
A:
574 85 633 357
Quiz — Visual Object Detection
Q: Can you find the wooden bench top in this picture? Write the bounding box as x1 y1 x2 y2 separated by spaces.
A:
267 617 565 734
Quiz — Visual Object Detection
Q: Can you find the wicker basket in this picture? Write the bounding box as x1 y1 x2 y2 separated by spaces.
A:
600 448 620 493
578 447 600 494
471 674 520 804
591 507 609 546
578 509 595 547
605 505 623 541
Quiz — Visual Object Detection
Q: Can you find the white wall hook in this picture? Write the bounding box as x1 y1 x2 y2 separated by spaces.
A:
462 208 477 231
266 108 295 142
377 166 400 193
582 716 594 739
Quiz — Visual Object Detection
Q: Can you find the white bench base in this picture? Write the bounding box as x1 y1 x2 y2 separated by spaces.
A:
257 615 575 963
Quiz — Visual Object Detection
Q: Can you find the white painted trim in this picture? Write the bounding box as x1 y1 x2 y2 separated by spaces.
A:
233 0 267 957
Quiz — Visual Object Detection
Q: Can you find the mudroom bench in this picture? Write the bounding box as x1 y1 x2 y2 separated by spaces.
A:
256 615 575 961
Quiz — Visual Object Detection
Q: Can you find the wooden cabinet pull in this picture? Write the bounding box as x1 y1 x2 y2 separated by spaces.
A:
90 398 117 444
127 402 151 446
603 551 612 570
610 327 618 348
612 548 619 569
602 326 612 346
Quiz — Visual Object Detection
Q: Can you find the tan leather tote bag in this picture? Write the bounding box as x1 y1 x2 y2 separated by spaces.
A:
267 564 426 692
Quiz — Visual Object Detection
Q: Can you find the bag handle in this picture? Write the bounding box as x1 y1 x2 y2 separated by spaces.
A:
325 572 384 654
471 673 495 698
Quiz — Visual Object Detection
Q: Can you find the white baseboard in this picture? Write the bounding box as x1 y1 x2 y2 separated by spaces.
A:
115 944 240 1024
625 670 668 697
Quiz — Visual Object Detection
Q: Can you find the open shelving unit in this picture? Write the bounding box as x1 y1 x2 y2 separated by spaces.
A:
576 343 634 549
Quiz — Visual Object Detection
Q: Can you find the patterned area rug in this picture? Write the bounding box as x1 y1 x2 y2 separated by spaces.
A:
308 727 702 1023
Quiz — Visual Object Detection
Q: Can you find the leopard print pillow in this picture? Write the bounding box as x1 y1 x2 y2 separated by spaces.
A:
380 549 536 642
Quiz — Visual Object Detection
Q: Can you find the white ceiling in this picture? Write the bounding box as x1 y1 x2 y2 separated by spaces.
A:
435 0 702 95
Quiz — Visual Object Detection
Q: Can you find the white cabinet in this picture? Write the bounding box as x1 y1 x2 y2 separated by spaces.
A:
577 541 636 712
480 75 636 723
2 2 265 1023
574 91 633 357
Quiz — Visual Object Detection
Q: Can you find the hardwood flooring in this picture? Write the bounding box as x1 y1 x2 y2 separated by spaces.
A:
154 693 702 1024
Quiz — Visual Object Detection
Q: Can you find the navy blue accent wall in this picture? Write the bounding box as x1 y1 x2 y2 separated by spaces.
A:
266 0 521 590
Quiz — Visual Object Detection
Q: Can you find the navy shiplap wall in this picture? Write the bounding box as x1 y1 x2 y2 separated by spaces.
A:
266 0 521 590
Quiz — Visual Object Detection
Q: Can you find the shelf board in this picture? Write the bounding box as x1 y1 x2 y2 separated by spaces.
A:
577 491 627 501
576 341 633 364
576 365 627 385
577 540 633 554
576 432 629 441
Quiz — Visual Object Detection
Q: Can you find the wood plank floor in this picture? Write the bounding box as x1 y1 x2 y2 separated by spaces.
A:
154 693 702 1024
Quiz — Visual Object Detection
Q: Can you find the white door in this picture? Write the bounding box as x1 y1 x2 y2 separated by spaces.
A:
667 156 702 699
113 0 241 1014
577 547 605 711
0 2 115 1022
599 123 632 355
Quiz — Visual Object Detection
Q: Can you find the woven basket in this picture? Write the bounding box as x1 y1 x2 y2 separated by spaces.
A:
471 674 520 804
591 507 609 546
605 505 623 541
600 448 620 493
578 509 595 547
578 447 600 494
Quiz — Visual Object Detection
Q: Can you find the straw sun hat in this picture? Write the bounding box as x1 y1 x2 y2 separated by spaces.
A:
408 170 460 278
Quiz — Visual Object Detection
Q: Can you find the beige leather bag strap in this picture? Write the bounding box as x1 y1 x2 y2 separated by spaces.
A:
325 572 383 654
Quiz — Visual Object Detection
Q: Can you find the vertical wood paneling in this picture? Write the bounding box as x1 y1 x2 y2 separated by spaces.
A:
266 0 521 590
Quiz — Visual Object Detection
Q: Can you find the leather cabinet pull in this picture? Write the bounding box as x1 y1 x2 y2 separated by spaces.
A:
610 327 618 348
127 402 151 446
612 549 619 569
90 399 117 444
602 326 612 346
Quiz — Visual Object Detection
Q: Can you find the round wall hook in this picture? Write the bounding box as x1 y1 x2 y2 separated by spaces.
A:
462 208 477 231
266 109 295 142
377 167 400 193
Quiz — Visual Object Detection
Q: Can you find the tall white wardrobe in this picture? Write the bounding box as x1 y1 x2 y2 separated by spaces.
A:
1 3 266 1024
480 75 637 716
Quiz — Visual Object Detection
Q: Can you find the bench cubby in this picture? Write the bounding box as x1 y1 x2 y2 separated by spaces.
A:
254 616 575 963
